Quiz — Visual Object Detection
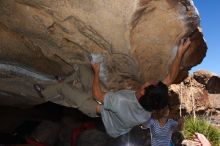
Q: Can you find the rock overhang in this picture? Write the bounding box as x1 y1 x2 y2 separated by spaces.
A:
0 0 207 105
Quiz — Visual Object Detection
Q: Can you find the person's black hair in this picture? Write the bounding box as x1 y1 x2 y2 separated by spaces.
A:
139 81 169 112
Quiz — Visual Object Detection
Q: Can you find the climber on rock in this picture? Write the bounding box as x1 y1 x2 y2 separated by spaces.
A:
34 38 191 137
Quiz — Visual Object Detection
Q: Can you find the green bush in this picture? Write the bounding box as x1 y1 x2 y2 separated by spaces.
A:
183 116 220 146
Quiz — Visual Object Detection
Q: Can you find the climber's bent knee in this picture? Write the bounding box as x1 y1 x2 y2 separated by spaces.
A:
79 98 100 118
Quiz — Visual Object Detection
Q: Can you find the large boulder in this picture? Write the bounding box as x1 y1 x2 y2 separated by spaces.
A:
206 76 220 94
193 70 216 85
169 71 220 126
169 76 210 116
0 0 207 106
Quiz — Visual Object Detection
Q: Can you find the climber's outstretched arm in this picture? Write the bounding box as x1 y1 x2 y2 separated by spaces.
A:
91 63 106 103
163 38 191 86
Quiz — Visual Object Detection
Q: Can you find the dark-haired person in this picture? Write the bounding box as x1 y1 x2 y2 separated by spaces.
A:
142 105 184 146
34 38 191 137
90 38 191 137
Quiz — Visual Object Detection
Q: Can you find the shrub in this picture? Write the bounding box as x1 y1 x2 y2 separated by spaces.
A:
183 116 220 146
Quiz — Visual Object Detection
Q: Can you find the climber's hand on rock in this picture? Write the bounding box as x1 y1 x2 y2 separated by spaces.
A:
91 63 100 74
178 38 191 55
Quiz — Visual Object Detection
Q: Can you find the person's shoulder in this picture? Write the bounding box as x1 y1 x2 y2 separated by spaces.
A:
147 118 157 124
168 118 177 122
115 90 135 96
105 90 135 102
118 89 135 93
168 119 178 125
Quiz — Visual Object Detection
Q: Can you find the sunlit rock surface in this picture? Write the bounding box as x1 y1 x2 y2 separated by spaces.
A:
0 0 207 106
169 71 220 126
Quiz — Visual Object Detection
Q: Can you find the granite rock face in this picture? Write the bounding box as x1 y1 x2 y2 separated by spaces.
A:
0 0 207 106
169 70 220 126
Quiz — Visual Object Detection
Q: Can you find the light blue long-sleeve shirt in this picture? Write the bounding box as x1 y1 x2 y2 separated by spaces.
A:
101 90 151 137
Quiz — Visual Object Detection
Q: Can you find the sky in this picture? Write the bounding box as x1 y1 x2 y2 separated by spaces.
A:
190 0 220 75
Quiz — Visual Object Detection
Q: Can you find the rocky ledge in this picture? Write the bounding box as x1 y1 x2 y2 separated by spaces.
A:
0 0 207 106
